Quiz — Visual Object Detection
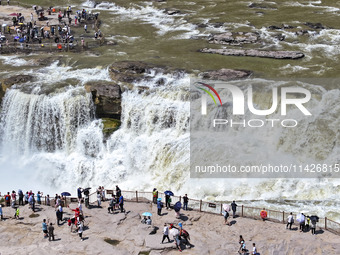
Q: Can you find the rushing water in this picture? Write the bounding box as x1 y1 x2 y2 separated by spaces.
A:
0 0 340 221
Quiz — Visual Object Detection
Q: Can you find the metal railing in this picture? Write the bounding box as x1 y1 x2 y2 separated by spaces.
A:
1 190 340 235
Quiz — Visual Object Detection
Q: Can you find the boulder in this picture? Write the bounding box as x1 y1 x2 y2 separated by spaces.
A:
163 8 181 15
208 32 259 45
200 68 253 81
2 74 34 91
199 48 305 59
248 3 277 9
84 81 122 119
305 22 325 29
109 61 165 85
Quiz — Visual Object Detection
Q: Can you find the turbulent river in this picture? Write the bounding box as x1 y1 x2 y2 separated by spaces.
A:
0 0 340 221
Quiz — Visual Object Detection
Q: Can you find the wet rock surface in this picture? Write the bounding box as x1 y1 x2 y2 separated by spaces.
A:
208 32 259 45
85 81 122 119
199 68 253 81
200 48 305 59
109 61 166 85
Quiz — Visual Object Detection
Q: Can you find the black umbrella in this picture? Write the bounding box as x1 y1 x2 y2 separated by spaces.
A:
61 192 71 207
310 215 319 222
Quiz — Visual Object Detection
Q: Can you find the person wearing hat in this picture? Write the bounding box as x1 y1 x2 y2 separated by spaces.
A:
157 198 163 216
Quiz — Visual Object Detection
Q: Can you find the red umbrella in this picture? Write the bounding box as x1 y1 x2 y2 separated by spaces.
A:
9 13 18 16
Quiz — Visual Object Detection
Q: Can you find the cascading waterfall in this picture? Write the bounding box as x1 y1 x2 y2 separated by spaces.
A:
0 87 95 154
0 65 339 221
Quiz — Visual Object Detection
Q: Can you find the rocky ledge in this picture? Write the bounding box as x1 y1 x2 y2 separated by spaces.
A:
199 68 253 81
109 61 166 87
208 32 259 45
85 81 122 119
200 48 304 59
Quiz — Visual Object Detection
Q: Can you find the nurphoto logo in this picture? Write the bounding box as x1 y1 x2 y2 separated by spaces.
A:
194 81 312 128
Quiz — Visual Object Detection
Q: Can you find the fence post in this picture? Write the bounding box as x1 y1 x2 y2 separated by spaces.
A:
242 205 244 217
220 203 223 214
136 191 138 203
179 196 181 202
199 200 202 212
325 217 327 230
283 211 285 223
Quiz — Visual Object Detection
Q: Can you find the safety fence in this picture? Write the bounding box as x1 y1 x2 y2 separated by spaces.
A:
1 190 340 235
88 189 340 235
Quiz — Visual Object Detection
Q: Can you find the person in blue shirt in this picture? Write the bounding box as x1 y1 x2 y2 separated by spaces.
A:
119 195 124 213
77 187 82 202
157 198 163 216
42 219 48 238
37 191 41 205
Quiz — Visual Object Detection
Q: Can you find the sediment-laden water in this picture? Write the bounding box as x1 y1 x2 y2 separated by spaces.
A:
0 0 339 221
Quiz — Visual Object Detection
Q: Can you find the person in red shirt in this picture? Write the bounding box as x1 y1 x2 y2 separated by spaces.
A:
4 192 11 207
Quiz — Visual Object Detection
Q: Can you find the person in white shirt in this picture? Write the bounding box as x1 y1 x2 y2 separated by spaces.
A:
77 222 84 241
161 223 170 243
286 212 294 230
252 243 257 255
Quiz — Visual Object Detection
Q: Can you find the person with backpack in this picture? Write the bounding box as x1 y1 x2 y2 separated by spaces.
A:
223 209 230 225
180 228 192 248
286 212 294 230
4 192 11 207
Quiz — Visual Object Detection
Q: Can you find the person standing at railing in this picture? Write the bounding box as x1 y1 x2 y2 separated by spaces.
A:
119 195 124 213
46 195 50 206
183 194 189 211
4 192 11 207
11 190 16 208
77 187 83 202
37 191 42 205
18 189 24 206
311 219 316 235
152 188 158 204
97 187 101 207
231 201 237 218
116 185 121 198
286 212 294 230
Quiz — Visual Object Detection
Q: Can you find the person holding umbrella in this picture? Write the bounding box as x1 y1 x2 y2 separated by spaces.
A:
164 190 173 209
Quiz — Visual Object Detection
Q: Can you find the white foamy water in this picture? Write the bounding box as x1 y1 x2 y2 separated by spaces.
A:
81 1 199 38
0 55 35 66
0 64 340 221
